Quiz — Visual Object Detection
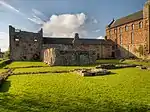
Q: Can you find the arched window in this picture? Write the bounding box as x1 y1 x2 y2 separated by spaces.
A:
131 32 134 44
125 25 128 31
139 22 143 29
132 24 134 30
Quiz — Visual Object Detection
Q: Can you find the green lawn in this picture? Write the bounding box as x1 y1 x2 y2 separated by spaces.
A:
124 60 150 66
96 59 121 64
0 60 150 111
6 61 48 68
13 66 94 74
0 69 7 74
0 68 150 112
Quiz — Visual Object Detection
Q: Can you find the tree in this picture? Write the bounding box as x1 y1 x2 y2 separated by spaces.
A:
4 49 10 59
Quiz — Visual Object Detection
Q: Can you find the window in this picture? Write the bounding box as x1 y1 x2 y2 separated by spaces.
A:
132 24 134 30
125 25 128 31
15 38 19 41
120 35 122 45
109 30 111 36
139 22 143 29
97 53 100 59
131 32 134 44
119 27 122 33
114 29 117 34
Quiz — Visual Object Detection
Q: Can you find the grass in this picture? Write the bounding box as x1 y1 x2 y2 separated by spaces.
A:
124 60 150 66
13 66 94 74
0 68 150 112
6 61 48 68
96 59 121 64
0 60 150 111
0 69 7 74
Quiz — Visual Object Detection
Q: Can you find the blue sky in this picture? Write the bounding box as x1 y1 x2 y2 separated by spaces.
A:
0 0 146 51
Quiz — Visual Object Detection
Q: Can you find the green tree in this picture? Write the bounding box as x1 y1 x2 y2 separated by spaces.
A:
4 49 10 59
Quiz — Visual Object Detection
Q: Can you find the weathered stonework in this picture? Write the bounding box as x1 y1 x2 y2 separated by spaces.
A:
9 26 43 61
106 0 150 59
9 26 113 65
44 48 96 66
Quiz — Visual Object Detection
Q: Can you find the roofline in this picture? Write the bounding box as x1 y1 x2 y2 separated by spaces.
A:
107 10 143 29
43 37 105 41
107 18 143 29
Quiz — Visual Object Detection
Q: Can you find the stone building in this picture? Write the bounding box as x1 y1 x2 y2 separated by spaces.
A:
44 48 96 66
106 0 150 59
9 26 112 65
9 26 43 61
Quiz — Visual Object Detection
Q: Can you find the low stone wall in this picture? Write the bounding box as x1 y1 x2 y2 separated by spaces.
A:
0 69 13 86
75 68 111 77
96 64 138 69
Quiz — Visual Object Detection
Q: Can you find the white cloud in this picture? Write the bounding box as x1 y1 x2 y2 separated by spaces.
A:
28 15 44 25
0 0 19 13
0 1 44 25
97 36 104 39
0 32 9 52
93 19 98 24
0 0 25 17
32 8 47 19
42 13 88 37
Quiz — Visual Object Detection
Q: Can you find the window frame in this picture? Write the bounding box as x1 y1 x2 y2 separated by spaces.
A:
131 32 134 44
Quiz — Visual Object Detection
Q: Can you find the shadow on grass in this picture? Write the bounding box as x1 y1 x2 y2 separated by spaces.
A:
0 81 11 92
0 93 149 112
85 72 116 77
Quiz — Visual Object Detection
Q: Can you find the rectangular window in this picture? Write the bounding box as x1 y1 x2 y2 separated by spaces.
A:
132 24 134 30
131 32 134 44
119 27 122 33
120 35 122 45
125 25 128 31
139 22 143 29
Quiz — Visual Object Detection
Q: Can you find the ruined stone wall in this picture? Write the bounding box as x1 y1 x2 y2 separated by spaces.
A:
9 26 43 61
42 43 112 60
44 48 96 66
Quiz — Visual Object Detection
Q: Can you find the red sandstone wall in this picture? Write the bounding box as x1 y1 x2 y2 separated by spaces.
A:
106 19 147 58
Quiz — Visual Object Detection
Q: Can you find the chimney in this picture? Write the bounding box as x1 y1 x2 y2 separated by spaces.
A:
72 33 80 46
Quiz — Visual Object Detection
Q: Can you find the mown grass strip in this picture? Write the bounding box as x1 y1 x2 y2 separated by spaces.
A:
0 67 150 111
6 61 48 69
13 66 94 75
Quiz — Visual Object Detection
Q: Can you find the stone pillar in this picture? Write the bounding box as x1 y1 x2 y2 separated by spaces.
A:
9 25 15 60
38 28 43 60
143 0 150 54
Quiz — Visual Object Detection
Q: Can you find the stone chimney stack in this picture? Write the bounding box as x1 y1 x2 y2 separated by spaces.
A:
72 33 80 46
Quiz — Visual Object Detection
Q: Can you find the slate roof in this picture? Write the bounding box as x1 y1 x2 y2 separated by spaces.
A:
108 10 143 28
43 37 110 45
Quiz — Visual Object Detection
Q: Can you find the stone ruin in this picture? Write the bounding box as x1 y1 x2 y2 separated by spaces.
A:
74 68 111 77
44 48 96 66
